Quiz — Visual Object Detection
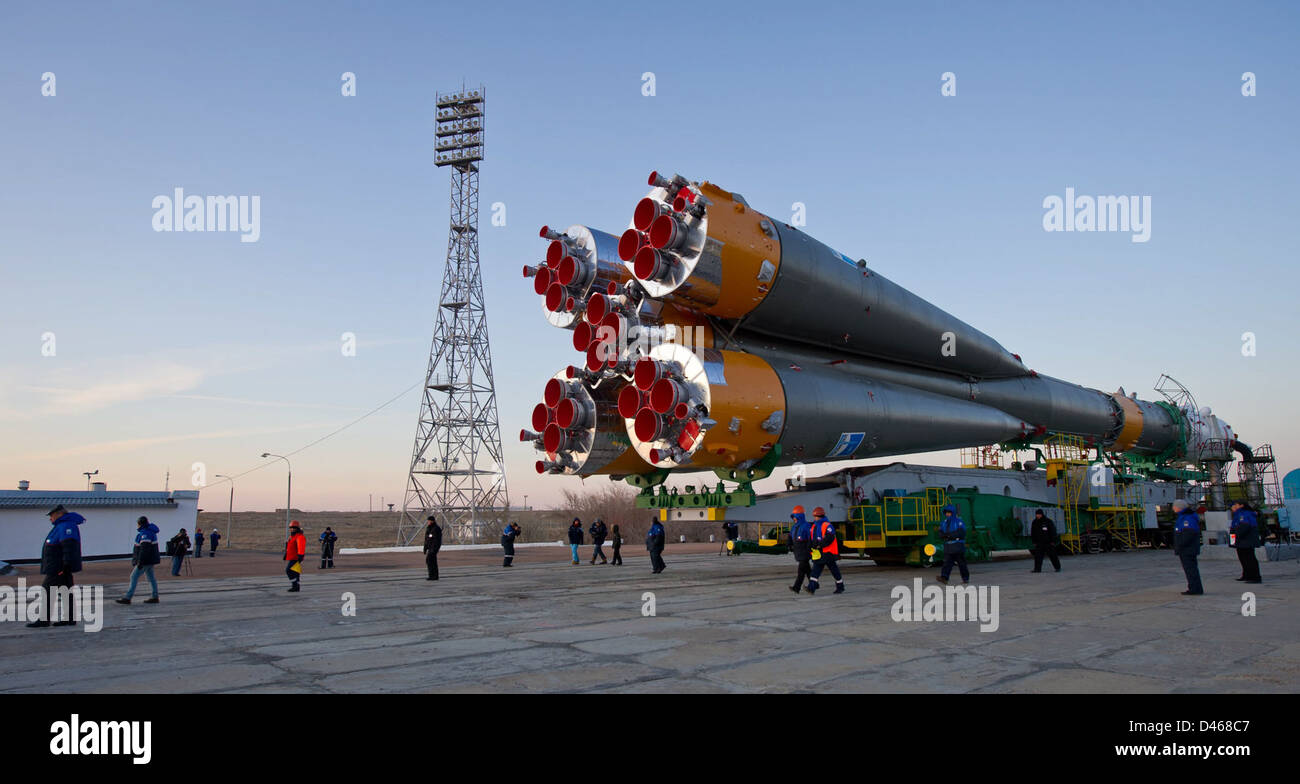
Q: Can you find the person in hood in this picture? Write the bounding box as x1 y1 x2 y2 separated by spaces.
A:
193 527 204 558
208 528 221 556
501 521 521 567
423 516 442 580
788 506 813 594
567 518 584 565
722 520 739 556
589 518 609 565
646 517 666 573
117 516 161 604
1172 499 1203 595
28 505 85 628
284 520 307 592
1229 501 1262 584
936 504 970 585
1029 509 1061 573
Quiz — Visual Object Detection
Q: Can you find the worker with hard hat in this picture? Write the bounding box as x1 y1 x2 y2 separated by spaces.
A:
788 506 813 593
936 504 969 585
284 520 307 592
807 506 845 595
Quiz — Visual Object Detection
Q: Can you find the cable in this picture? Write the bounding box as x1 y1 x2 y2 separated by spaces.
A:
203 380 422 488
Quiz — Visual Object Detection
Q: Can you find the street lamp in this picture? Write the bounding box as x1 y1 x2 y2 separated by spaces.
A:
261 453 292 540
215 474 235 548
523 494 528 511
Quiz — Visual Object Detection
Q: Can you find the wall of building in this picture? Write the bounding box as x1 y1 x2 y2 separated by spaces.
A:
0 491 199 563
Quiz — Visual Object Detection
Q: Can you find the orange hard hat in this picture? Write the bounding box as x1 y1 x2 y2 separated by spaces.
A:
812 507 826 517
791 505 805 515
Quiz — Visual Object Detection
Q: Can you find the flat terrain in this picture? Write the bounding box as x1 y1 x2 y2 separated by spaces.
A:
1 546 1296 693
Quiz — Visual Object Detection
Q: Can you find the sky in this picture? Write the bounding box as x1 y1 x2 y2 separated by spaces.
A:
1 1 1297 513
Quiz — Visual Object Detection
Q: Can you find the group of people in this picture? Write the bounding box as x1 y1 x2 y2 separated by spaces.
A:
416 514 669 582
1173 499 1264 595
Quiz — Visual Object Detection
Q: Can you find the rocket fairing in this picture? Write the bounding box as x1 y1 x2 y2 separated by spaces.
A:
524 171 1233 477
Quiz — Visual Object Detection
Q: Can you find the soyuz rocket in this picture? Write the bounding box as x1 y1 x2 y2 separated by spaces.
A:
522 171 1239 480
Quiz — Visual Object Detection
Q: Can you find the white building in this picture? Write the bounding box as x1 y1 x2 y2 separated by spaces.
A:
0 481 199 563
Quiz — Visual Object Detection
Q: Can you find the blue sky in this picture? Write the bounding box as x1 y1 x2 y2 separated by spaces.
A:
2 1 1297 511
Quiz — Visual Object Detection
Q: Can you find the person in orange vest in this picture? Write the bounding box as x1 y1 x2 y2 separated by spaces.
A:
807 507 845 595
284 520 307 592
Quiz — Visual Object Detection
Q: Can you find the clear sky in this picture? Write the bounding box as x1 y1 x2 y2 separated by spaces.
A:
2 1 1297 512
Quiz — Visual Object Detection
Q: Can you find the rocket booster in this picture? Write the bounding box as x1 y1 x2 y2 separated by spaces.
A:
524 171 1235 476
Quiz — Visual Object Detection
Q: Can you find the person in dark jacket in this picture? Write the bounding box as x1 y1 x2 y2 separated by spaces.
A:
1172 499 1203 595
936 504 970 585
807 507 845 595
501 522 521 567
319 527 338 569
423 516 442 580
646 517 666 573
168 528 191 576
1230 501 1262 584
193 527 204 558
1029 509 1061 573
208 528 221 556
116 516 161 604
28 505 85 628
589 518 609 564
722 520 739 555
567 518 584 565
611 524 624 566
788 506 813 593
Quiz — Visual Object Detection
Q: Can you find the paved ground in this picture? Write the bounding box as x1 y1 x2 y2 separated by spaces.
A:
1 546 1295 693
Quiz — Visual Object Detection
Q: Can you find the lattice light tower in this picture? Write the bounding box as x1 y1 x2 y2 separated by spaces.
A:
399 85 509 544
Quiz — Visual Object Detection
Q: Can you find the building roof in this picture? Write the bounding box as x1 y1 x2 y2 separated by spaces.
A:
0 489 199 509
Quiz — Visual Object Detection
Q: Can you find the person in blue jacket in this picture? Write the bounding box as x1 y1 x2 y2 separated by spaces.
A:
589 518 609 564
788 506 813 594
936 504 970 585
117 516 161 604
193 527 204 558
318 527 338 569
1229 501 1262 584
28 505 85 628
501 521 521 568
208 528 221 556
1172 499 1203 595
646 517 666 573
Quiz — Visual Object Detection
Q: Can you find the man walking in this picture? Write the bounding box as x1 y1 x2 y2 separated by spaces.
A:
319 527 338 569
284 520 307 592
1172 499 1203 595
1029 509 1061 573
807 507 845 595
1230 501 1262 584
647 516 666 573
788 506 813 594
589 517 609 564
208 527 221 556
423 515 442 580
27 505 85 628
936 504 970 585
722 520 739 555
567 518 584 565
501 521 521 567
117 516 161 604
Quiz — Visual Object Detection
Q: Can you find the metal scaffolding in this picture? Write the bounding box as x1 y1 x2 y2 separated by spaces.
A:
398 85 509 545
